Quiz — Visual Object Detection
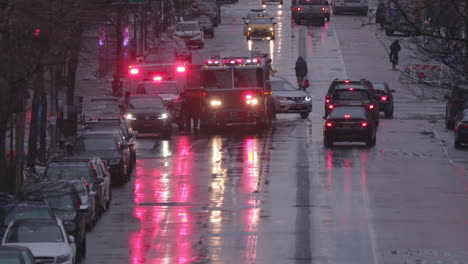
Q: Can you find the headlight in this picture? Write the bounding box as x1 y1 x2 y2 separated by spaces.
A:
248 27 252 31
247 98 258 105
158 113 169 119
63 221 77 232
125 113 136 120
304 96 312 101
109 159 120 165
269 27 274 31
210 99 222 107
56 254 71 263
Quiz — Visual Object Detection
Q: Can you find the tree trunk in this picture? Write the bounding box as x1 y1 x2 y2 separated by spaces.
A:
116 6 123 75
39 92 47 163
26 89 39 170
66 26 83 107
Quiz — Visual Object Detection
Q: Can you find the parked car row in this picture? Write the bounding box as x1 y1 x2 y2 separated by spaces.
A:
444 84 468 148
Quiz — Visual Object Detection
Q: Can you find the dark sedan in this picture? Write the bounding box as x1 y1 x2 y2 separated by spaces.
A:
195 15 215 37
122 94 173 137
72 130 130 185
454 108 468 148
372 81 395 118
323 106 377 148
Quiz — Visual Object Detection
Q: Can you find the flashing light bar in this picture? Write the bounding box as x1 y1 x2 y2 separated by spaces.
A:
153 76 162 81
176 66 186 73
205 57 264 66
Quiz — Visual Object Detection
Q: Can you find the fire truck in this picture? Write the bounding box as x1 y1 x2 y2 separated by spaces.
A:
127 62 189 93
196 55 274 130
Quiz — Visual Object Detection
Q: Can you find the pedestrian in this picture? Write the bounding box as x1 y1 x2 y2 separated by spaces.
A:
295 56 308 90
389 39 401 70
112 73 123 97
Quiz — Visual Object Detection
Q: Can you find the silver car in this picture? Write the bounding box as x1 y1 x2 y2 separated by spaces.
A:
270 76 312 119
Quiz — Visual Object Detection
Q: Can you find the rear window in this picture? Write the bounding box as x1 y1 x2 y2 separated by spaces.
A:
332 90 369 100
298 0 325 5
329 107 366 119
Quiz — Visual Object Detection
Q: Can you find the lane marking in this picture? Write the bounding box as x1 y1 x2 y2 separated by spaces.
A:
332 28 348 79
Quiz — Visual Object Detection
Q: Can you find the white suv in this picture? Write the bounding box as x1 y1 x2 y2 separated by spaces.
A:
174 21 205 49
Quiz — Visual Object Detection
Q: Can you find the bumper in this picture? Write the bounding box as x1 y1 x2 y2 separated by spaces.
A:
294 13 326 20
324 128 372 142
247 30 274 38
203 109 264 123
275 102 312 113
130 119 171 133
181 37 203 46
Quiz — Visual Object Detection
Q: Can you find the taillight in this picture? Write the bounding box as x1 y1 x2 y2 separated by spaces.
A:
245 94 258 105
344 114 351 118
344 80 350 83
176 66 186 73
361 122 368 127
321 7 326 12
380 96 388 101
348 88 354 91
368 104 374 109
328 104 334 109
153 76 162 81
326 122 333 127
296 7 301 11
245 94 253 100
325 99 330 103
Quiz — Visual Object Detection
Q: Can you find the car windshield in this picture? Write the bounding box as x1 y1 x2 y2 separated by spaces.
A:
202 68 264 89
298 0 325 5
129 97 164 108
333 90 369 100
46 193 76 211
249 18 273 24
5 223 64 243
3 206 52 226
329 107 366 119
138 83 179 95
176 23 199 31
74 136 118 152
45 167 90 182
271 80 297 91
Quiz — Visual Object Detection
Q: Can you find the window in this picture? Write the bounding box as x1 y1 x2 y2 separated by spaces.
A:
298 0 325 5
329 107 366 119
129 97 165 108
271 80 297 91
249 18 273 24
234 68 264 88
176 23 199 31
333 90 369 100
6 224 64 243
202 69 232 89
140 83 179 95
74 136 118 152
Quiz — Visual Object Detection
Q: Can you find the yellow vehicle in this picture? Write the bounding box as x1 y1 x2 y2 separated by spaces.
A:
244 17 276 40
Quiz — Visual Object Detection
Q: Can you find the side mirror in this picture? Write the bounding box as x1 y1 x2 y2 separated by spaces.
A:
68 235 75 244
79 204 89 212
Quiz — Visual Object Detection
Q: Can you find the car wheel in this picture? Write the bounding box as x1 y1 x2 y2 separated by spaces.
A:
455 140 462 149
324 137 333 148
116 166 126 186
384 108 392 118
300 112 309 119
366 136 374 147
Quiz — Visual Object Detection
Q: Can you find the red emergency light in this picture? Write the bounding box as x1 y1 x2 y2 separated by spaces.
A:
153 76 162 81
129 66 140 75
176 66 186 73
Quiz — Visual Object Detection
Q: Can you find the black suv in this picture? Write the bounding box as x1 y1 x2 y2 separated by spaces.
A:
21 181 88 260
84 116 136 167
325 78 378 114
444 84 468 129
0 196 55 241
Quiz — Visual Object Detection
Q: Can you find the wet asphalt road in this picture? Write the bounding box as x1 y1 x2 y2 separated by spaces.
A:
80 0 468 263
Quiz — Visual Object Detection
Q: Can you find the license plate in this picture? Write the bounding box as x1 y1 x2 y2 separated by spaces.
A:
342 125 352 128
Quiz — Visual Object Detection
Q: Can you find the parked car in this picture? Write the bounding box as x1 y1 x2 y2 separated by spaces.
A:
84 116 136 166
44 156 111 224
121 94 173 137
84 96 122 121
194 15 215 37
72 130 131 185
174 21 205 49
0 198 55 241
0 245 36 264
270 76 312 118
192 2 221 26
2 218 76 264
323 105 377 147
21 181 86 260
454 108 468 148
372 81 395 118
444 84 468 129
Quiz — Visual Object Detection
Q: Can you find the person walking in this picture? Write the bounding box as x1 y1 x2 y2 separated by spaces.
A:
295 56 308 90
389 39 401 70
